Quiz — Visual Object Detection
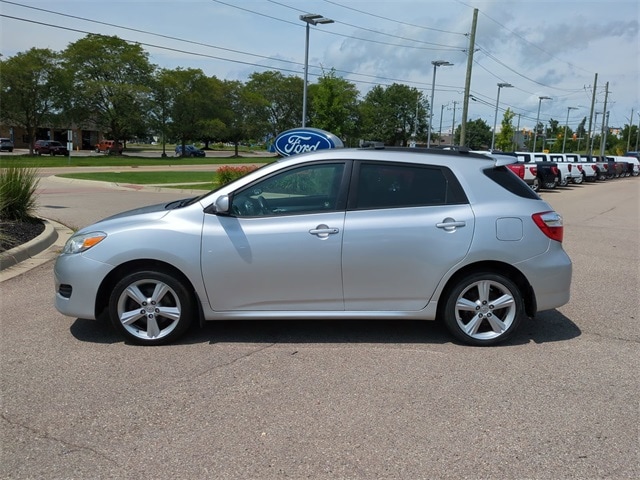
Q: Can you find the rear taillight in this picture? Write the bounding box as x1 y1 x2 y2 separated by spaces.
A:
507 164 525 178
590 165 597 172
532 211 564 243
551 166 559 176
568 164 572 172
530 166 537 176
577 165 583 172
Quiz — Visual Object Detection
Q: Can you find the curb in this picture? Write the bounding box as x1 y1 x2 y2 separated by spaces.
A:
0 219 73 282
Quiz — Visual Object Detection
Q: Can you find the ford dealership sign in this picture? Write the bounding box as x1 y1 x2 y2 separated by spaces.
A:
274 128 344 157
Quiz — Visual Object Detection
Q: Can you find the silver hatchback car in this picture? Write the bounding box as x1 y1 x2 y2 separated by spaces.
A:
54 148 572 346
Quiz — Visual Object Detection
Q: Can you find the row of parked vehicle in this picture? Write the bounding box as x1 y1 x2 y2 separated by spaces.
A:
495 152 640 192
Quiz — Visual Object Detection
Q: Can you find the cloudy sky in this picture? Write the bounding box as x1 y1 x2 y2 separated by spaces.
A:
2 0 638 135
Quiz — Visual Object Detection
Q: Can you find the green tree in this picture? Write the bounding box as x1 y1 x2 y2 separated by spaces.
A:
149 68 173 156
219 80 267 156
63 34 154 154
308 69 360 145
359 83 426 146
154 68 223 154
245 71 303 140
496 108 515 151
454 118 492 150
0 48 65 154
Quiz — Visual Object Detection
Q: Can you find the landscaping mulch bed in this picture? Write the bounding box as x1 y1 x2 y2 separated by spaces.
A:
0 219 45 253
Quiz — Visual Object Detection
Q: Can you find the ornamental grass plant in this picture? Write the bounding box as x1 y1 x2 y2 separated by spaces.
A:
0 163 40 222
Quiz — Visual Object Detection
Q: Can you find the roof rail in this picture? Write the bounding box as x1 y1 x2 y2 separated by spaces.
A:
359 140 385 149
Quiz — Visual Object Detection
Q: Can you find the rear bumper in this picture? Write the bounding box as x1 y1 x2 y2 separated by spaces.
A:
517 246 572 313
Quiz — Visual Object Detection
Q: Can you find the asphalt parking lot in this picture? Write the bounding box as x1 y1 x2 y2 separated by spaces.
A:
1 172 638 479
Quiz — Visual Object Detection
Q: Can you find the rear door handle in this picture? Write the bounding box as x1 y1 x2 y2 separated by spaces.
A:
436 218 466 232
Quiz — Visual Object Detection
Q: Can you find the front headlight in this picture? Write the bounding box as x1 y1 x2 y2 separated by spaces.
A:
63 232 107 254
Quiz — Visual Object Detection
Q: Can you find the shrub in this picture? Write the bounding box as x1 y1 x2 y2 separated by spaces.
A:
0 163 40 221
216 165 258 186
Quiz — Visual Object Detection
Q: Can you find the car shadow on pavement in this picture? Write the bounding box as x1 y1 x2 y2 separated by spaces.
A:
69 309 580 346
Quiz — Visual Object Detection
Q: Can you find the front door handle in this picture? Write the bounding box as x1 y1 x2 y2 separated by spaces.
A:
309 224 339 238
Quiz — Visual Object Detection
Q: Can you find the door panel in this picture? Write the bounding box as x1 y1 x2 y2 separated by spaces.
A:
342 205 474 311
201 213 345 311
201 161 349 312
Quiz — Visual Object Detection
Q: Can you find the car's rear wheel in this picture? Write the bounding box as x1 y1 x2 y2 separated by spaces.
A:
443 272 523 346
108 270 194 345
542 178 556 189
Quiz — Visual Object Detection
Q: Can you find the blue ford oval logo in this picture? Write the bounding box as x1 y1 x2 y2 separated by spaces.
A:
274 128 343 157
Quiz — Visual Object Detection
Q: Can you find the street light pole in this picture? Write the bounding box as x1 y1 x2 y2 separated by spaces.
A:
300 13 333 128
491 82 513 151
533 96 551 152
427 60 452 148
562 106 578 153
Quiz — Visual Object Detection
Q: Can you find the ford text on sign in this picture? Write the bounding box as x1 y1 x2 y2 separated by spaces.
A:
274 128 343 157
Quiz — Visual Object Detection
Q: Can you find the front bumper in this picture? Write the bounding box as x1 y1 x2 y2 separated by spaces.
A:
54 253 114 320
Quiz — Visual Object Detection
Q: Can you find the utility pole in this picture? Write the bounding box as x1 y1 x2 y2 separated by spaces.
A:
586 73 597 155
514 114 521 151
599 82 609 156
438 103 446 145
450 101 458 146
636 112 640 151
459 8 478 148
626 108 634 153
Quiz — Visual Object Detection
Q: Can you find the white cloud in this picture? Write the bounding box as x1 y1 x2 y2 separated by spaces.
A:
1 0 638 129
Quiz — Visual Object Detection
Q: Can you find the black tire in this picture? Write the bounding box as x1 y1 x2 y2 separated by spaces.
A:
108 270 194 345
531 178 540 192
542 178 556 189
95 147 100 153
442 272 524 346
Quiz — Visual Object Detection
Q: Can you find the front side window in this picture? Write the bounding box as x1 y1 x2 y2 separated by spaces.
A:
231 163 346 217
353 162 465 209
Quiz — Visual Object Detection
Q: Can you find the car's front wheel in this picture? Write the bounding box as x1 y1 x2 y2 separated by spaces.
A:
443 272 523 346
108 270 194 345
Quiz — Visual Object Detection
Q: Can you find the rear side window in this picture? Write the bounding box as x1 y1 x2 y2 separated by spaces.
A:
351 162 467 210
484 166 540 199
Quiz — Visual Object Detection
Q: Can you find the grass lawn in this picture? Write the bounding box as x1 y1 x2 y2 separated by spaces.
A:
58 171 219 190
0 154 274 168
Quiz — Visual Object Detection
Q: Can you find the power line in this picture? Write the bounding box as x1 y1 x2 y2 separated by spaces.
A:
0 13 463 93
213 0 465 51
321 0 467 36
267 0 465 49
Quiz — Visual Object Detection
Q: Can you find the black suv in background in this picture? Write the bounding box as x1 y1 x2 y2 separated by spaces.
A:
34 140 69 156
0 138 14 152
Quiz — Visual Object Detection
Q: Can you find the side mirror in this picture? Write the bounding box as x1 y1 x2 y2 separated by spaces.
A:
214 195 230 214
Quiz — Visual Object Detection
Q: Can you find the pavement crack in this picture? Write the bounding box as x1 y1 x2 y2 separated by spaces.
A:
1 413 118 465
195 342 276 377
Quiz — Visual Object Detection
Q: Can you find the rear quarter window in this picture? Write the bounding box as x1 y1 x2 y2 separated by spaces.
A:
484 166 540 199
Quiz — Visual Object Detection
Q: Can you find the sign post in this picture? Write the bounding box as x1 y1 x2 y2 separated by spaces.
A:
67 129 73 164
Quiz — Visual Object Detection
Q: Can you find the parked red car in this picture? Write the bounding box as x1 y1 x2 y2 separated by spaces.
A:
95 140 123 154
34 140 69 156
